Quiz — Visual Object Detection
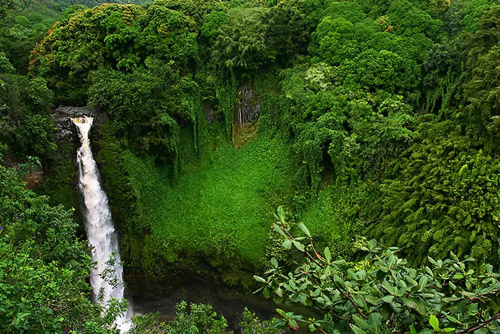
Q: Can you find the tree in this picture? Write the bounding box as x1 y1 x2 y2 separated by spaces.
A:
0 52 15 73
464 5 500 153
211 6 275 74
128 302 283 334
0 163 122 333
373 121 500 266
0 74 56 159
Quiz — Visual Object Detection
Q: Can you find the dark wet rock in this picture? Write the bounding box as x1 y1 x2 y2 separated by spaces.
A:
51 106 108 142
203 101 222 125
235 83 261 125
54 105 96 117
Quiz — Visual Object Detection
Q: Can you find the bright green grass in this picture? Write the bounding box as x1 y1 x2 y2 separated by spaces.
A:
301 187 340 244
301 181 375 257
123 130 296 267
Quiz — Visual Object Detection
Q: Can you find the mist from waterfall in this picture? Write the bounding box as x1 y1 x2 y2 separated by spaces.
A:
73 116 132 332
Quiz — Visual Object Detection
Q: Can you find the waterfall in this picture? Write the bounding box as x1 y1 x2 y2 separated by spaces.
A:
73 116 132 332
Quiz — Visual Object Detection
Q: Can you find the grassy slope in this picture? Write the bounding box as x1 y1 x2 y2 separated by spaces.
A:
122 127 296 268
301 181 375 257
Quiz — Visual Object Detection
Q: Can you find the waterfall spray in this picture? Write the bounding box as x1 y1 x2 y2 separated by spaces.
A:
73 116 132 332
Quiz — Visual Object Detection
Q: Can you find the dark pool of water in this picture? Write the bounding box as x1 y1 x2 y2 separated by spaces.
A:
125 277 278 329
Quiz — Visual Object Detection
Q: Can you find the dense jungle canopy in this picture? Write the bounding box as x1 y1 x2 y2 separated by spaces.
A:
3 0 500 333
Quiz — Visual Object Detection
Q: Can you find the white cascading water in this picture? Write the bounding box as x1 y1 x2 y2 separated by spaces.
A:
73 116 132 332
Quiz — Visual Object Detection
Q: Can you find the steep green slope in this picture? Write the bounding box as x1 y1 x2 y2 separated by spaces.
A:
123 127 295 268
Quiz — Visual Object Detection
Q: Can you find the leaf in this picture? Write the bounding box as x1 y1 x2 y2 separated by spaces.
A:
297 222 311 237
325 247 332 262
419 276 428 291
401 297 418 309
446 315 460 324
292 240 305 252
407 275 418 287
357 269 367 280
270 257 278 268
273 224 286 237
410 325 417 334
333 275 347 290
368 239 377 250
381 295 394 303
282 239 292 250
458 164 468 176
297 294 307 305
263 287 270 298
429 315 440 331
277 206 285 222
367 313 383 331
254 275 267 284
401 298 426 316
288 318 299 330
381 281 395 295
351 325 366 334
276 309 286 317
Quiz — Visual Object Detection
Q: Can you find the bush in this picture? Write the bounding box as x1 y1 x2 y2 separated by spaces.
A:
256 209 500 333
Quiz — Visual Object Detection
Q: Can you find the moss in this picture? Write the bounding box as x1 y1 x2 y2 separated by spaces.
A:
95 123 148 269
93 120 279 286
232 121 259 148
39 141 79 212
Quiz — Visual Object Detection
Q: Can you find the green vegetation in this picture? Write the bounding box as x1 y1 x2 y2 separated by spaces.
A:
0 74 55 160
256 210 500 333
130 303 282 334
123 130 295 267
0 162 124 333
3 0 500 332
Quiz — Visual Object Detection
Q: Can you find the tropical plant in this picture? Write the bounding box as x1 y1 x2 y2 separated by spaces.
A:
255 207 500 333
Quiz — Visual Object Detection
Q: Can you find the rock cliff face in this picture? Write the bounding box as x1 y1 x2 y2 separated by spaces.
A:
235 83 261 125
51 106 108 143
232 83 261 148
41 106 108 220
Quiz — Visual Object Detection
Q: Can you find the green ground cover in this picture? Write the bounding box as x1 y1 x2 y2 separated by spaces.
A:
123 128 296 267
